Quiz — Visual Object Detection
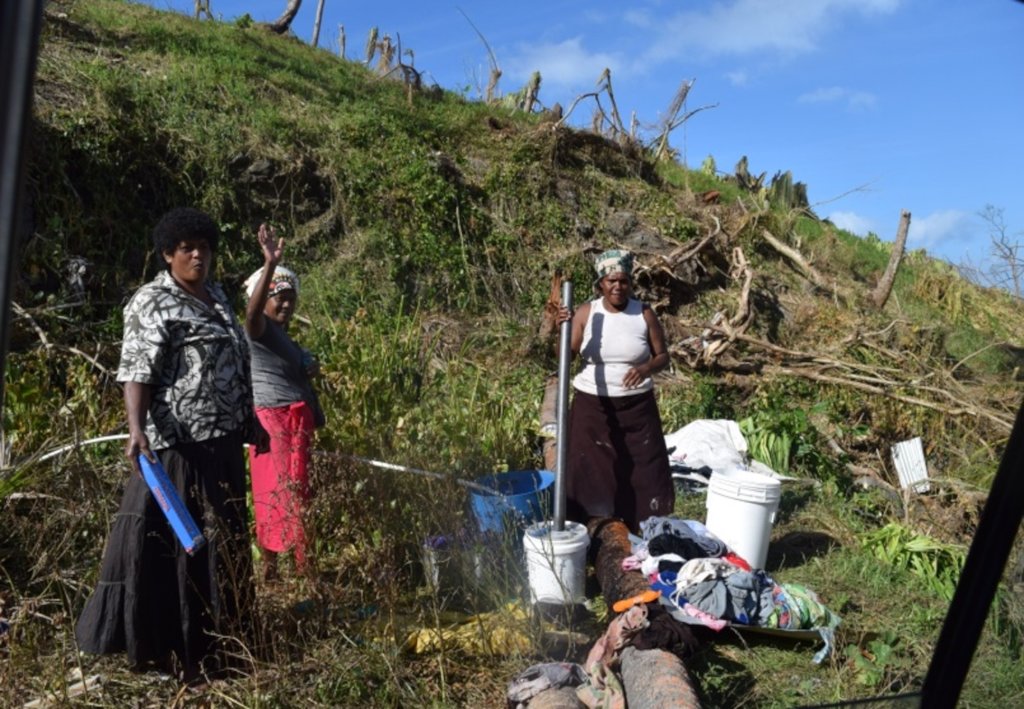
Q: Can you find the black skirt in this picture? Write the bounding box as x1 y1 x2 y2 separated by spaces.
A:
75 432 255 677
565 389 675 533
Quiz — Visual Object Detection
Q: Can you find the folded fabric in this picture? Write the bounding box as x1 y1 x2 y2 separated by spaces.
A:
640 517 728 557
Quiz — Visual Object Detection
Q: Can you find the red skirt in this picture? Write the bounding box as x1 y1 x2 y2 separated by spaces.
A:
249 401 314 566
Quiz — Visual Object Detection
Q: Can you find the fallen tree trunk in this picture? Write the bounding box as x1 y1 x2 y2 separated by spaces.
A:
587 518 702 708
588 518 649 604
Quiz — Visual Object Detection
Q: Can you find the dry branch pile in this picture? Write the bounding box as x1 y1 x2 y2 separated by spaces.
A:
618 201 1019 469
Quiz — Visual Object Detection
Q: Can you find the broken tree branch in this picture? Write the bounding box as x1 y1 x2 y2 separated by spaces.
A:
670 320 1015 431
728 247 753 329
554 92 601 128
652 79 693 161
761 229 827 290
665 215 721 267
950 341 1010 376
268 0 302 35
596 68 628 141
769 365 1013 432
12 302 111 376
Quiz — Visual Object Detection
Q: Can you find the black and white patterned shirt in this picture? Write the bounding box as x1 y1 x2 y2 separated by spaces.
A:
117 270 256 450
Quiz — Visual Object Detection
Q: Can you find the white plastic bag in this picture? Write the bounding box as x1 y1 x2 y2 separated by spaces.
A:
664 419 748 473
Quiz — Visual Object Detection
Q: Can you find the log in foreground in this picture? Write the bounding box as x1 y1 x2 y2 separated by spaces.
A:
588 518 651 605
525 687 585 709
621 646 702 708
587 518 702 708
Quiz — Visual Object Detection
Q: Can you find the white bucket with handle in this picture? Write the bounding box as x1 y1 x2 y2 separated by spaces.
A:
704 469 781 570
522 521 589 604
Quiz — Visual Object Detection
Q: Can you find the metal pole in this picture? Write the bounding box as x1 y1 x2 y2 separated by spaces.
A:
920 397 1024 707
553 280 573 531
0 0 44 408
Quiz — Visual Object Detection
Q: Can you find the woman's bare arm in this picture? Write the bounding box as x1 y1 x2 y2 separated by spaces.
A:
124 380 153 474
244 223 283 340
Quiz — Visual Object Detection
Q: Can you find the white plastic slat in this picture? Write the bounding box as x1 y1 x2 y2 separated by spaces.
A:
892 437 930 493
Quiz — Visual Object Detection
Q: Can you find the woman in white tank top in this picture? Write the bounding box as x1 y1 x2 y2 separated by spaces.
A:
557 249 675 532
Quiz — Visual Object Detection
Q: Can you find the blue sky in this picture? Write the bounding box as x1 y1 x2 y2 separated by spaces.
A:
144 0 1023 266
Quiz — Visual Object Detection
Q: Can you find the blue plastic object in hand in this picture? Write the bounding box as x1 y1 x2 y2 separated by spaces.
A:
138 453 206 555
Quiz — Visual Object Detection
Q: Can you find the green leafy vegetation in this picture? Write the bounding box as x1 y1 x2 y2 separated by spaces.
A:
861 522 967 602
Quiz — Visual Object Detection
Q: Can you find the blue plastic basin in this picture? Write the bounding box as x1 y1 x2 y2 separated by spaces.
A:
469 470 555 533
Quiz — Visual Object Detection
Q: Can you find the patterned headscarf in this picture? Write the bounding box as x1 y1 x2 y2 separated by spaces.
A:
244 265 299 299
593 249 634 283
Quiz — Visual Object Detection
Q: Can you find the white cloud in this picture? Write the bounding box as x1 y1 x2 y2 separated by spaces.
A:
506 37 624 89
908 210 970 249
504 0 903 92
828 209 972 255
645 0 903 63
798 86 877 110
828 211 875 235
726 70 749 87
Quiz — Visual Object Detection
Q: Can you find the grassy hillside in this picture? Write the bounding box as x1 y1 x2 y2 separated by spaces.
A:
3 0 1023 705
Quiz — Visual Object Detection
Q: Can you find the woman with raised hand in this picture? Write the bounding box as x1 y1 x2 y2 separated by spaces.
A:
243 224 324 584
558 249 675 533
76 207 267 682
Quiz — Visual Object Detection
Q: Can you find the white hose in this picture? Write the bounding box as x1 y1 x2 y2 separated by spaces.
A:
37 434 129 462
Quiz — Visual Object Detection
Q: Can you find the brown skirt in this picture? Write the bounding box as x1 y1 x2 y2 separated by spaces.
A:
75 432 255 679
565 389 675 533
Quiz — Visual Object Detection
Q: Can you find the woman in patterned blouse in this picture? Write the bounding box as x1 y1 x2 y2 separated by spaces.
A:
76 208 268 682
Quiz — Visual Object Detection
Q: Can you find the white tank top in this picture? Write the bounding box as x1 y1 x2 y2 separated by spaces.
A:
573 297 653 397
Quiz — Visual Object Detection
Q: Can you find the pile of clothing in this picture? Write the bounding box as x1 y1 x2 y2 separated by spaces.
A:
628 516 840 663
506 604 650 709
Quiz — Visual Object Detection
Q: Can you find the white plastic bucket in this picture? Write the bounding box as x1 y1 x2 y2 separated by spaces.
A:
522 521 589 604
704 469 781 570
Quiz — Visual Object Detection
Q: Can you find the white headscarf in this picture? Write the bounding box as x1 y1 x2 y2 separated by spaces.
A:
244 265 299 299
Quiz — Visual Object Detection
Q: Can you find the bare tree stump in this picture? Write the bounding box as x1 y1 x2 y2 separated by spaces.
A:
872 210 912 309
268 0 302 34
310 0 325 47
